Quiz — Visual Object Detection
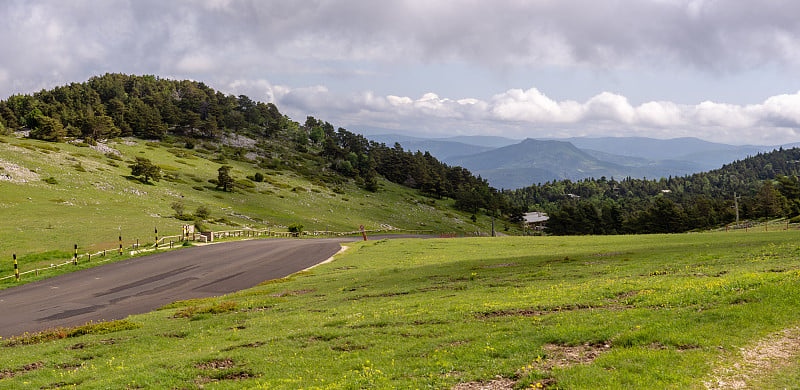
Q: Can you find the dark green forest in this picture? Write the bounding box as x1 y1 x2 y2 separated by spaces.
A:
0 73 522 222
507 148 800 234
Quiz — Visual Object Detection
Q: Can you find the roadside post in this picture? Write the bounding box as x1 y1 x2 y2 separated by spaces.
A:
13 254 19 282
360 225 368 241
118 233 122 255
155 227 158 248
73 244 78 265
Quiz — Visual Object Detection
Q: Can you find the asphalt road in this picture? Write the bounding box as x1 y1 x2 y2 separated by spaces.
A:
0 236 410 338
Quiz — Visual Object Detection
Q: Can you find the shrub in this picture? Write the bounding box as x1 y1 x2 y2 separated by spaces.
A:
194 220 210 233
194 205 211 220
288 223 304 233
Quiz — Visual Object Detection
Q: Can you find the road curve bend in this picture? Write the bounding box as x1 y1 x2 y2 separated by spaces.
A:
0 237 368 338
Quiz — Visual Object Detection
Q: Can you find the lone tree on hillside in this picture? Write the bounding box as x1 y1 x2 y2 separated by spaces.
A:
217 165 234 192
129 157 161 183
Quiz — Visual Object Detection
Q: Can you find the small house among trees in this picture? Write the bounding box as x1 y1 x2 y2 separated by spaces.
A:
523 212 549 233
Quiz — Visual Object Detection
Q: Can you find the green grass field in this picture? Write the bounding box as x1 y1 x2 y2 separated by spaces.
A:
1 231 799 389
0 134 500 271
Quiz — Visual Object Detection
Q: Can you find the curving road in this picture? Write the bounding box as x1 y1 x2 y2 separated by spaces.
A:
0 236 408 338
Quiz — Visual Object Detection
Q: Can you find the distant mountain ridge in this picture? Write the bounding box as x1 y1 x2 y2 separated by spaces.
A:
449 138 705 189
557 136 770 171
367 134 518 160
373 134 790 189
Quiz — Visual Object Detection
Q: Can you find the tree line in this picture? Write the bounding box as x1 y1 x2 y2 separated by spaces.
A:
507 147 800 234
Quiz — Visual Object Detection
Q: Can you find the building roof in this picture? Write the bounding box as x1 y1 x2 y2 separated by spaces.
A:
524 212 549 223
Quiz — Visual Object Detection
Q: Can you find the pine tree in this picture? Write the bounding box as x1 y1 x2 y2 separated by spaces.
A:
217 165 234 192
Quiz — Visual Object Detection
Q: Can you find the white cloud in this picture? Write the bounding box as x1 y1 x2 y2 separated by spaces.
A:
490 88 582 123
175 54 217 73
236 81 800 145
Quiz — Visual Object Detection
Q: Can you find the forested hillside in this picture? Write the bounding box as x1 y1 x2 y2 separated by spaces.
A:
508 147 800 234
0 73 522 222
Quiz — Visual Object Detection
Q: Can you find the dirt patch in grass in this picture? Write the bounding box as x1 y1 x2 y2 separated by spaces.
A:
268 289 315 297
331 341 368 351
418 285 465 292
40 380 84 389
451 377 516 390
211 369 257 380
613 290 641 300
590 251 624 257
517 342 611 376
349 291 411 300
160 331 189 338
239 305 273 313
221 342 264 351
194 358 258 384
647 342 700 351
704 325 800 389
478 303 631 318
195 358 235 370
172 301 238 318
452 344 607 389
0 361 44 379
451 344 611 390
539 343 611 370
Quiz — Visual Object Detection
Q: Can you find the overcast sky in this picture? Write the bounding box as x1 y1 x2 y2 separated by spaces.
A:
3 0 800 145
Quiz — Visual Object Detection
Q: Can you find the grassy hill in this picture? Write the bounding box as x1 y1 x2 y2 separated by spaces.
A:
0 73 523 264
0 133 500 263
1 232 800 388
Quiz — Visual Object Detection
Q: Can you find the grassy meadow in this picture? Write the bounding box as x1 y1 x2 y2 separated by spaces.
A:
1 231 800 389
0 134 498 271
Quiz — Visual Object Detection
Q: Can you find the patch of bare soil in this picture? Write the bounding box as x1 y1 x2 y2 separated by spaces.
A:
534 343 611 371
452 343 610 389
193 358 259 384
268 289 315 297
451 377 516 390
478 304 632 318
0 361 44 379
195 358 235 370
704 326 800 389
221 342 264 351
589 251 624 257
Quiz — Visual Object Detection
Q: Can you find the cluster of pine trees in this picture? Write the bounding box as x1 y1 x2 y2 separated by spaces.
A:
508 148 800 234
0 73 521 222
0 73 284 142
